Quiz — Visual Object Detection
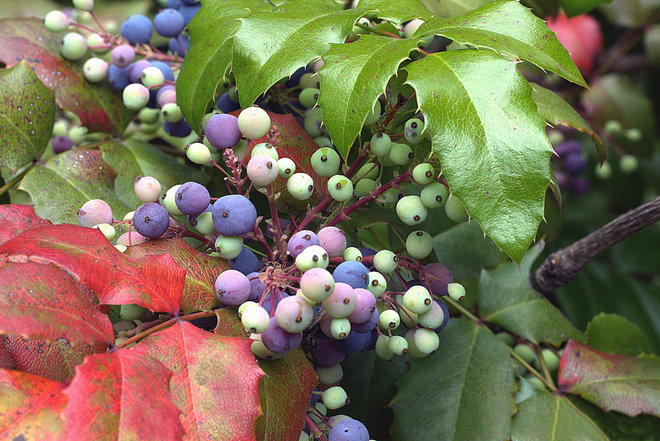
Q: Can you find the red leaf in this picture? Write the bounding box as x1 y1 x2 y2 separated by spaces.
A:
0 18 131 134
558 340 660 417
546 13 603 75
125 238 228 314
0 262 114 346
0 345 12 369
0 368 68 440
130 321 264 441
0 204 50 246
63 350 184 441
0 224 185 314
2 335 106 383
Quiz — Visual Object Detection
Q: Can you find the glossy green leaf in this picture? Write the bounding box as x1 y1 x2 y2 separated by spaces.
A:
390 318 514 441
357 0 433 23
414 0 586 86
177 0 268 133
531 83 606 162
19 149 131 224
0 62 54 171
100 140 209 208
560 0 613 16
559 340 660 417
419 0 492 18
586 313 652 356
318 35 420 159
512 393 610 441
479 242 584 346
405 50 553 262
232 0 365 107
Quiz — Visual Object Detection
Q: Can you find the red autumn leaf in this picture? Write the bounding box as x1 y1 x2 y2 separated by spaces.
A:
0 344 12 369
130 321 263 441
63 350 184 441
0 204 51 246
0 18 132 134
125 238 228 314
2 335 106 383
558 340 660 417
0 262 114 346
0 368 68 440
546 13 603 75
0 224 185 314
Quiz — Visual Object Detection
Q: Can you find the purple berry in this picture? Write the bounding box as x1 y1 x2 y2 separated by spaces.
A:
163 119 192 137
554 139 581 157
311 339 347 367
348 288 376 324
433 299 450 332
571 176 588 195
52 135 73 154
120 15 153 45
214 269 251 306
212 195 257 236
107 65 131 90
229 247 261 275
341 329 378 352
205 114 242 150
129 60 151 83
287 230 319 258
133 202 170 238
317 226 346 258
178 3 201 25
328 418 370 441
246 272 265 302
423 263 453 296
169 35 189 57
156 85 177 108
333 261 370 289
154 9 185 37
174 182 210 216
216 92 240 113
261 317 302 354
351 308 378 333
150 61 175 82
111 44 135 68
562 152 586 176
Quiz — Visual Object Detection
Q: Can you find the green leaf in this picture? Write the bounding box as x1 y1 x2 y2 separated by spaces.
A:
318 36 420 158
390 318 515 441
100 140 209 208
414 0 586 86
478 242 584 346
232 0 365 107
177 0 268 133
512 393 610 441
404 50 553 262
357 0 433 23
572 396 660 441
340 351 409 441
559 340 660 417
531 83 606 162
0 61 54 171
586 313 652 357
18 149 131 224
419 0 492 18
520 0 559 17
433 221 507 282
560 0 613 16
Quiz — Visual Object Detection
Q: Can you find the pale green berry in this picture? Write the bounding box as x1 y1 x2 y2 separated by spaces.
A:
370 132 392 157
539 349 560 372
123 83 150 110
396 195 427 226
513 344 537 365
387 335 408 355
277 157 296 178
404 118 425 144
414 328 439 354
119 304 147 321
445 194 468 223
378 309 400 330
82 57 108 83
495 332 516 347
447 282 466 302
86 33 108 54
214 235 243 259
367 271 387 297
314 136 333 148
389 143 413 166
192 211 214 235
238 301 258 319
619 155 638 174
275 296 313 333
327 175 354 202
60 32 87 60
322 386 349 410
139 108 160 124
412 163 434 185
624 128 642 142
161 184 183 215
73 0 94 11
604 120 623 136
315 364 343 385
364 100 381 126
547 129 565 146
354 178 376 198
114 244 128 253
373 249 398 273
403 285 433 314
398 302 418 327
185 142 211 165
375 334 394 360
330 318 351 339
287 173 314 200
251 339 284 360
405 230 433 259
380 187 399 205
417 301 445 329
299 87 320 108
304 115 323 137
94 223 116 241
342 246 362 262
420 182 448 208
44 10 70 32
311 147 341 177
595 161 612 180
251 142 279 160
68 126 88 145
405 329 428 358
300 72 320 89
141 66 165 88
161 103 183 123
52 119 69 137
295 245 329 271
237 106 271 140
241 304 270 333
355 162 379 180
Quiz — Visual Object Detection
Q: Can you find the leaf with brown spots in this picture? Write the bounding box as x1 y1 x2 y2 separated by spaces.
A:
1 335 106 383
255 349 318 441
559 340 660 417
0 368 68 440
125 238 227 314
0 204 50 246
19 149 132 225
130 321 263 441
0 61 55 171
0 262 114 346
0 224 185 314
0 18 132 134
62 350 184 441
213 308 249 337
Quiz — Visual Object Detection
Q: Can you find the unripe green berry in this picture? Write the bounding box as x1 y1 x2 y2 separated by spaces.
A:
513 344 537 365
299 73 320 89
299 87 320 108
82 57 108 83
287 173 314 200
418 301 445 329
278 157 296 178
139 108 160 124
322 386 349 410
94 223 116 241
603 120 623 136
342 246 362 262
311 147 341 177
44 10 70 32
619 155 638 174
404 118 425 144
378 309 400 330
73 0 94 11
389 143 413 166
420 182 448 208
315 364 343 385
330 318 351 339
214 235 243 259
375 334 394 360
52 119 69 137
241 304 270 333
161 184 183 215
495 332 516 347
403 285 433 314
123 83 150 110
447 282 466 302
60 32 87 60
251 142 279 160
413 328 440 353
412 163 434 185
445 194 468 223
141 66 165 88
370 132 392 157
161 103 183 123
119 303 147 321
327 175 354 202
405 230 433 259
624 127 642 142
354 178 376 197
373 249 398 273
396 195 427 226
387 335 408 355
367 271 387 297
355 162 379 180
314 136 333 148
191 211 214 235
68 126 88 145
595 161 612 180
185 142 211 164
237 106 271 140
364 100 381 126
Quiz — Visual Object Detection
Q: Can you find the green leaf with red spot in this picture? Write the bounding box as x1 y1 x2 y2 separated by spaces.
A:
0 18 132 134
129 321 263 441
0 368 68 440
125 238 228 314
1 335 106 383
0 204 50 246
559 340 660 417
0 261 114 346
19 149 132 225
0 224 185 314
0 61 55 171
63 350 184 441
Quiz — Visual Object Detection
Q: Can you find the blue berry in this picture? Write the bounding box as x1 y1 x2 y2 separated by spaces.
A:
175 182 210 216
205 114 242 150
229 247 261 275
154 9 185 37
261 317 302 354
169 35 189 56
120 15 153 45
333 261 370 289
163 119 192 137
287 230 319 258
133 202 169 238
107 65 131 90
212 195 257 236
178 3 201 25
328 418 369 441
